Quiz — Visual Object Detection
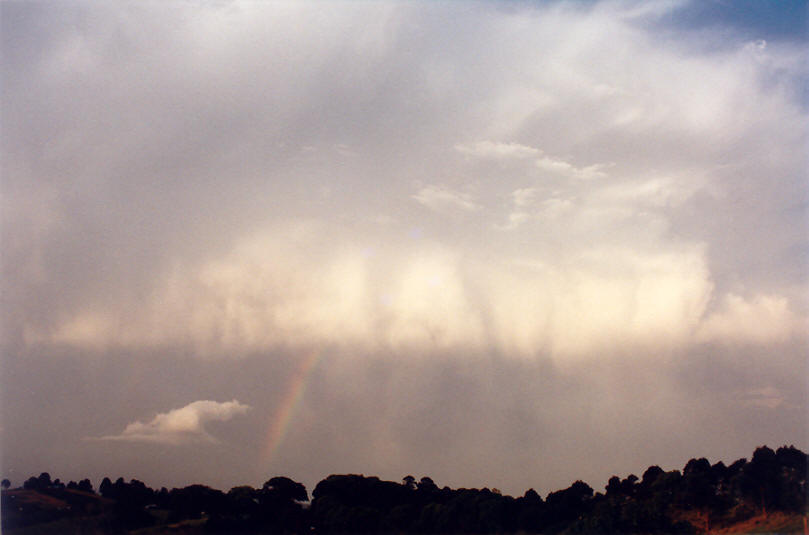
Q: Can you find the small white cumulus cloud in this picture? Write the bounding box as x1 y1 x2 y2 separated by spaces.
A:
456 141 614 231
535 157 609 181
412 184 480 213
744 39 767 53
456 140 610 181
93 400 251 445
455 141 540 161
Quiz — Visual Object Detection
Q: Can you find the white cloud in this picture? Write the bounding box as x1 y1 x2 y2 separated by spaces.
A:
412 185 480 213
455 141 540 161
535 156 609 180
604 0 688 22
37 222 806 361
483 245 714 357
496 189 539 230
22 224 725 360
538 197 574 219
496 211 531 231
512 188 538 208
697 293 804 345
455 141 610 181
595 175 700 208
498 190 574 230
95 400 250 445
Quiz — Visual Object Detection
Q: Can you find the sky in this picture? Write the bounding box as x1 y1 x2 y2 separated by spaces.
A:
1 0 807 498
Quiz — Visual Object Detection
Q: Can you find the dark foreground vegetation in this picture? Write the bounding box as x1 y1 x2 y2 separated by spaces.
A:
2 445 807 534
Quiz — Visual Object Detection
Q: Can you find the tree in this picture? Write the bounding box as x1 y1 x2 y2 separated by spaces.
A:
606 476 622 496
262 476 308 502
620 474 638 497
683 458 711 477
741 446 779 516
680 458 714 510
523 488 542 502
546 480 594 528
77 479 94 493
99 477 113 498
169 484 226 521
37 472 52 489
774 445 808 511
417 476 438 493
1 479 10 490
257 477 309 533
637 465 664 499
517 488 546 532
227 485 259 516
641 465 664 486
402 475 416 490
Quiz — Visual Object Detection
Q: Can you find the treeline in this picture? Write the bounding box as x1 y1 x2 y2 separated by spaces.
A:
2 445 806 533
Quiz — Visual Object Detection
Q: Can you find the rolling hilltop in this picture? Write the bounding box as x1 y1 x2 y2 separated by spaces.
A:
2 445 807 534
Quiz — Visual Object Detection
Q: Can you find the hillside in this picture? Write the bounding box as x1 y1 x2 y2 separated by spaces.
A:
2 445 807 534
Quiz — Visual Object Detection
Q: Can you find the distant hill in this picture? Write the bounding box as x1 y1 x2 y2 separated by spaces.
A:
2 445 807 534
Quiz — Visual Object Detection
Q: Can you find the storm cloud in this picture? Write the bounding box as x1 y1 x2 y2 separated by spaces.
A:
1 0 806 496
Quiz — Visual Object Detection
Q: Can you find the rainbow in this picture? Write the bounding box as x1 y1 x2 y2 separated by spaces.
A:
260 350 323 465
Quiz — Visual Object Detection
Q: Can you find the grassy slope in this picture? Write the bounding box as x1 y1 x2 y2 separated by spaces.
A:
707 512 806 534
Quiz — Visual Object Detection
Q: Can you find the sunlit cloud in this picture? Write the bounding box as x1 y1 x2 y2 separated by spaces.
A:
697 293 805 345
93 400 251 445
28 224 804 361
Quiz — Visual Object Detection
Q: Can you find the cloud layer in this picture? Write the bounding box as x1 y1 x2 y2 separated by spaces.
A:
30 223 806 359
4 1 805 365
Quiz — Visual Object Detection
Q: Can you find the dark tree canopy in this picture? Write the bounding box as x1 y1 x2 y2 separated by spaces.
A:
3 445 806 534
262 476 308 502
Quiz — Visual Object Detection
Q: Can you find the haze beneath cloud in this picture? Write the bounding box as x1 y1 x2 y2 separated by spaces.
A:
2 0 807 497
